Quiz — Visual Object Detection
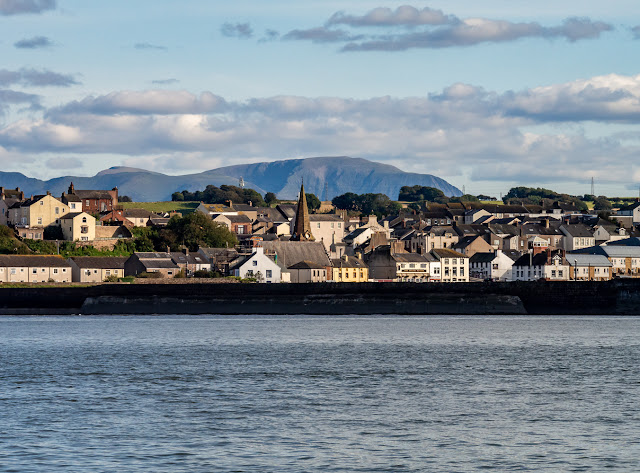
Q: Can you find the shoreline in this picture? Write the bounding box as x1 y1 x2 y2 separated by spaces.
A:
1 280 639 315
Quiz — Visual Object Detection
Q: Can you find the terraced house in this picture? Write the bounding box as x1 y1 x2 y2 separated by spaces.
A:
0 256 72 283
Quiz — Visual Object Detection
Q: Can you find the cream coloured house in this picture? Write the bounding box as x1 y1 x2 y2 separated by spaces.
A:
7 193 69 228
60 212 96 241
68 256 127 282
0 255 72 283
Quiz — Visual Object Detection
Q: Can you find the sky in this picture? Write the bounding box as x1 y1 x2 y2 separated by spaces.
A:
1 0 640 198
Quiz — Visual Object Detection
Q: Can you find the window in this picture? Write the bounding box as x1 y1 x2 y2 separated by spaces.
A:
558 270 563 277
53 269 58 274
338 223 341 228
37 217 42 225
55 207 59 215
32 268 37 274
71 203 76 210
460 268 464 277
40 201 44 206
492 264 498 270
11 268 16 275
253 260 258 266
82 217 87 223
331 222 334 228
265 270 272 278
317 223 321 228
552 270 556 277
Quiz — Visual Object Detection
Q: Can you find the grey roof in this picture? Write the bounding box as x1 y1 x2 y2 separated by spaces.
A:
309 214 342 222
260 241 331 268
69 256 127 269
0 255 71 267
344 227 370 241
566 254 612 267
60 212 87 220
469 252 497 264
601 246 640 258
226 214 252 224
73 189 114 200
62 193 82 202
392 253 431 263
331 257 368 269
561 224 594 238
288 260 326 270
169 252 209 265
141 259 180 270
605 237 640 247
431 248 468 259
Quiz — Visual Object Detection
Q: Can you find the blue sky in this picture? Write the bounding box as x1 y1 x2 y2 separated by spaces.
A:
1 0 640 198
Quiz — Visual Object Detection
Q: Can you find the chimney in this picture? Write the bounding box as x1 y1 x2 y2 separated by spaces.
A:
226 200 232 208
248 200 252 207
46 191 51 196
544 218 549 229
183 247 189 256
344 255 349 262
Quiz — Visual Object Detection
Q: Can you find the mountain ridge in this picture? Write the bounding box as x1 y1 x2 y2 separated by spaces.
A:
0 157 461 201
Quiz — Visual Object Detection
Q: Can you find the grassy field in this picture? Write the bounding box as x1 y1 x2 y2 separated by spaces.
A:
120 201 200 214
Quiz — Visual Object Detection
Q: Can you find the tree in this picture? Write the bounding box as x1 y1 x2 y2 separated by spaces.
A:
593 196 612 211
398 185 447 202
264 192 278 205
171 192 185 201
166 212 238 250
332 192 401 217
305 193 321 212
119 195 133 202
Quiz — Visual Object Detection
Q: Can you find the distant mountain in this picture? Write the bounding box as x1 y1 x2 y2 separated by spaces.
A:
0 157 461 202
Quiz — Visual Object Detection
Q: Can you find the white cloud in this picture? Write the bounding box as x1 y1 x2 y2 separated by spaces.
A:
2 73 640 188
0 0 55 16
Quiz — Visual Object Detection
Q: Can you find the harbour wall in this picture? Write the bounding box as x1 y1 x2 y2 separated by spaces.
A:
0 280 639 315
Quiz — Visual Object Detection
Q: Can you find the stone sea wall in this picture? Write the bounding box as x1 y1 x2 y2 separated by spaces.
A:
0 280 639 315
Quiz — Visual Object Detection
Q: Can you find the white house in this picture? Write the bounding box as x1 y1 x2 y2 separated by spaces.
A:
469 250 516 281
234 246 281 283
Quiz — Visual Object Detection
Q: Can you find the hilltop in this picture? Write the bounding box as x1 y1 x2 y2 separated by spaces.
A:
0 156 461 201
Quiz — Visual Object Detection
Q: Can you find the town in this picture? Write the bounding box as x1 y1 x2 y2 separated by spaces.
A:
0 181 639 285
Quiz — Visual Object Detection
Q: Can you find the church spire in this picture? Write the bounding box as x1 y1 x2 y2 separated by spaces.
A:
291 180 314 241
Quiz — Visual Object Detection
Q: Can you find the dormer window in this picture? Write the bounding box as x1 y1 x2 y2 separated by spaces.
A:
82 217 87 223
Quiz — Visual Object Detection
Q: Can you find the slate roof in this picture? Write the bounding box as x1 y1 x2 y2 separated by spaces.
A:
287 260 326 270
73 190 114 200
60 212 87 220
331 257 368 269
0 255 71 267
69 256 127 269
565 254 612 267
561 224 594 238
392 253 430 263
260 241 331 268
469 252 497 264
226 214 252 224
431 248 468 259
309 214 343 222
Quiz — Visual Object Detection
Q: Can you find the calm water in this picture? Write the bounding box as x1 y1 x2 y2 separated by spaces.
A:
1 315 640 472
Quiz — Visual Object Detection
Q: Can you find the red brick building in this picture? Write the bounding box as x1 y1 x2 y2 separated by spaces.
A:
61 182 118 214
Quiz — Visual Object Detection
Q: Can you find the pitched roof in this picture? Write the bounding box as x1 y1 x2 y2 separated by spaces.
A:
392 253 430 263
331 257 368 269
431 248 468 259
69 256 128 269
0 255 71 267
287 260 326 270
260 241 331 268
72 189 114 200
561 224 594 238
566 254 612 267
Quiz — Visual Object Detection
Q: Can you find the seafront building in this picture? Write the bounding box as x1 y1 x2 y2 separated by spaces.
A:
3 179 640 283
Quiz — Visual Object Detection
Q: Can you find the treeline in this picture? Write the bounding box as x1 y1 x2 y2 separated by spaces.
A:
172 185 266 207
398 185 481 205
332 193 401 217
1 213 238 257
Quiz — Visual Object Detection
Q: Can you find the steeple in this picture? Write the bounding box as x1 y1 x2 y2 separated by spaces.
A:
291 180 314 241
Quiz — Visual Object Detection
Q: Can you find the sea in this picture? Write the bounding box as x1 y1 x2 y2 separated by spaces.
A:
1 314 639 472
